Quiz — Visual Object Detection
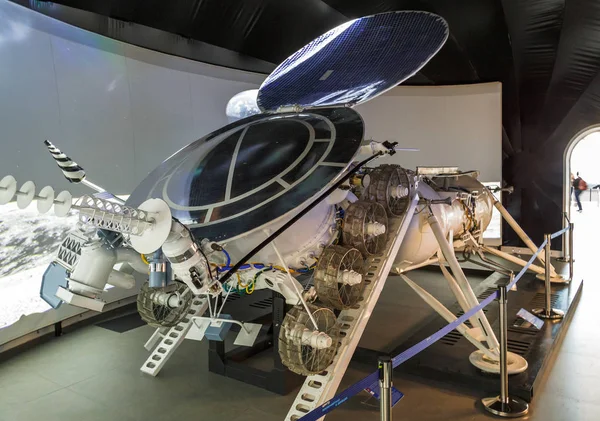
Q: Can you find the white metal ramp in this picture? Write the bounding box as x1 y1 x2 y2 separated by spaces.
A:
285 194 419 420
140 296 209 376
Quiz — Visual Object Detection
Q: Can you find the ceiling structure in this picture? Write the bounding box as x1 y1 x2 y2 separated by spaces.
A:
10 0 600 246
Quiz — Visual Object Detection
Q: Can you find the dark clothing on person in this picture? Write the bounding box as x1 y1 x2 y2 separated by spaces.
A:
573 177 584 211
574 189 582 211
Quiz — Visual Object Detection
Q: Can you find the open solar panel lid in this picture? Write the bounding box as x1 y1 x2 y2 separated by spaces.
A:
126 11 448 241
257 11 449 112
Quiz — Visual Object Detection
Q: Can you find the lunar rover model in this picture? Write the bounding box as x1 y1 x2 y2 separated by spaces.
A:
0 10 567 420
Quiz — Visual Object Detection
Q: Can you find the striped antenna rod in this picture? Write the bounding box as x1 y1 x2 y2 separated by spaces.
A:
44 140 86 183
43 140 122 202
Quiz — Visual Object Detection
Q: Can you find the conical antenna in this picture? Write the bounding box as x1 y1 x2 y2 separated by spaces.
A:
43 140 124 204
44 140 86 183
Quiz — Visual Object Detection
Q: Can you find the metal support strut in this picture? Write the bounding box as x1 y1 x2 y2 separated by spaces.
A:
489 191 557 277
532 234 565 320
400 274 497 360
428 212 500 352
379 356 392 421
481 284 529 418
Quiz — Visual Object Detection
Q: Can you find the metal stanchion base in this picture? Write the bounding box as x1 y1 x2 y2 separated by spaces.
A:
469 350 528 375
531 308 565 320
535 273 570 284
481 396 529 418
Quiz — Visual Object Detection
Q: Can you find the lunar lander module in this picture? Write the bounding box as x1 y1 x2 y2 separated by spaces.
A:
0 10 568 420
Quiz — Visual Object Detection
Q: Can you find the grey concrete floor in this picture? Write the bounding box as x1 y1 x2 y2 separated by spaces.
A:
0 206 599 421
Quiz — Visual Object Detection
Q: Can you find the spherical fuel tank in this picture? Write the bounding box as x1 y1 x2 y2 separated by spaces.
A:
435 174 494 236
393 181 447 270
393 175 494 271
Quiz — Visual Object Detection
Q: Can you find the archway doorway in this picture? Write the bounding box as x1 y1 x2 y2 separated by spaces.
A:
563 125 600 272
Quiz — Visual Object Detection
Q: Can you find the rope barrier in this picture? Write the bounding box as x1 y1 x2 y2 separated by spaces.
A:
393 292 497 368
551 226 570 240
298 292 498 421
298 225 569 421
508 240 547 291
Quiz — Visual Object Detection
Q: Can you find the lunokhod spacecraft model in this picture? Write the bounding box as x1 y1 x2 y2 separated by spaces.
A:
0 10 568 420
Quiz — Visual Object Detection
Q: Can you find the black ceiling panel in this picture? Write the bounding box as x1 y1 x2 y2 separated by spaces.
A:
501 0 565 151
535 0 600 151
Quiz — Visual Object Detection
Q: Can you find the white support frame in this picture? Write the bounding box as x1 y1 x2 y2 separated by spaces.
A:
427 212 500 353
483 246 546 276
485 187 559 277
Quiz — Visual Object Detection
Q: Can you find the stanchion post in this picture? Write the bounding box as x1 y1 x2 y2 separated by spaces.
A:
379 356 392 421
569 222 574 281
558 212 570 262
481 283 529 417
532 234 565 320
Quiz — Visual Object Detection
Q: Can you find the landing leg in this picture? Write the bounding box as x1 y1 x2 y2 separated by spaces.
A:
486 187 566 282
483 245 568 284
428 213 500 352
428 213 528 374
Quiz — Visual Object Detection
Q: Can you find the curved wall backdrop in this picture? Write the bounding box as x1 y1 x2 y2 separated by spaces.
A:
356 83 502 183
0 1 264 345
0 0 266 196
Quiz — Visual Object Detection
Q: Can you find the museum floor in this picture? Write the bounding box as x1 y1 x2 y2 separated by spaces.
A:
0 205 598 421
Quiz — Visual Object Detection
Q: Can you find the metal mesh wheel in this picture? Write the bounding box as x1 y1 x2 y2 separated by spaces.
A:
364 165 412 216
137 281 192 328
278 304 340 376
342 200 388 255
313 245 365 310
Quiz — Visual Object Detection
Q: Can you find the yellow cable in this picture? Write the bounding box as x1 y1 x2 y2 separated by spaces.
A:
141 254 149 265
273 265 296 273
236 273 250 288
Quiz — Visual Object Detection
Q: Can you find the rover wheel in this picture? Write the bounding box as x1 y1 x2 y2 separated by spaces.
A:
313 245 365 310
365 165 412 216
137 281 192 328
279 304 340 375
342 200 388 255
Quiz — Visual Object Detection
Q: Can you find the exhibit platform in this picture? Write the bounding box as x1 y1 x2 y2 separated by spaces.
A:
353 262 583 403
0 262 590 421
206 289 303 395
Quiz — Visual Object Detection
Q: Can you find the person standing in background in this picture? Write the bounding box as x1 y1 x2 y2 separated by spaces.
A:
570 172 575 203
572 172 587 212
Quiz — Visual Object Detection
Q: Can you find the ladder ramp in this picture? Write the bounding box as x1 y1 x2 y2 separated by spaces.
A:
285 194 419 420
140 296 208 376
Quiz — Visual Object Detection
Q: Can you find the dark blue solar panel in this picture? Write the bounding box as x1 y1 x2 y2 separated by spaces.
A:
257 11 448 112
